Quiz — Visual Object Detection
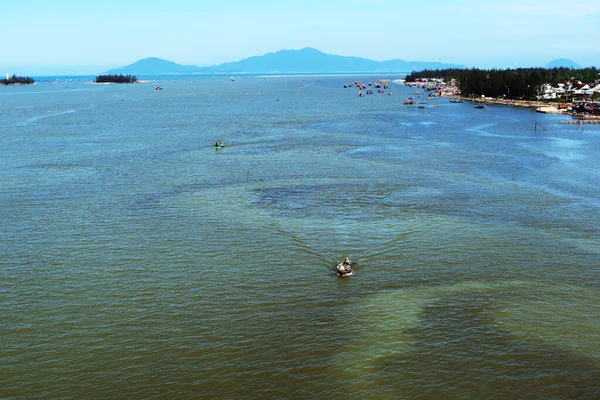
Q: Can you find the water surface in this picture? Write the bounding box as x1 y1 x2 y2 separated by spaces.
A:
1 75 599 399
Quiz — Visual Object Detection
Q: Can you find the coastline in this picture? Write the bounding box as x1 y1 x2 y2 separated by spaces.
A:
445 94 600 120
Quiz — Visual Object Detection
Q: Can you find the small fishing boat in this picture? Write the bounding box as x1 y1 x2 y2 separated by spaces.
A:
449 98 464 103
404 98 415 105
474 104 486 109
155 85 163 91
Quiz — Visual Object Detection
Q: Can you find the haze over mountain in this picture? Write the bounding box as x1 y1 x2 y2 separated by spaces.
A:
545 58 582 69
105 48 464 75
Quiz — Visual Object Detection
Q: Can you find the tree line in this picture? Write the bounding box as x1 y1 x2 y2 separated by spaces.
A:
95 74 137 83
405 67 600 100
0 75 35 85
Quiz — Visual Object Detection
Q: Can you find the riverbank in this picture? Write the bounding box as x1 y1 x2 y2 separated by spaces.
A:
446 95 600 120
446 95 551 109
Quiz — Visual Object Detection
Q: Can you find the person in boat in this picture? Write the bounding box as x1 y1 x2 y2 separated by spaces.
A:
337 257 352 274
215 140 222 147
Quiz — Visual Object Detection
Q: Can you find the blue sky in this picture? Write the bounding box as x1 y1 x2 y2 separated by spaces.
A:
1 0 599 75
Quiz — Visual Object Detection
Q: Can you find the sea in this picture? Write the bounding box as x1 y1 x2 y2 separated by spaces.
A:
1 74 599 399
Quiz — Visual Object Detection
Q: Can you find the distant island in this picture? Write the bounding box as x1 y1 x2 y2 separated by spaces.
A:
105 48 465 75
95 74 137 83
1 74 34 85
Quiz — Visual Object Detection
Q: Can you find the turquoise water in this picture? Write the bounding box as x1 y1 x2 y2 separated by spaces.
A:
1 75 599 399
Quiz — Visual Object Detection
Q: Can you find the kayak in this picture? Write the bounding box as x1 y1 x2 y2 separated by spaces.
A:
214 144 225 149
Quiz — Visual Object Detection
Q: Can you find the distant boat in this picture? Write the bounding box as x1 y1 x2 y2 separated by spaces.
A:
403 98 415 105
449 98 463 103
155 85 163 91
474 104 485 109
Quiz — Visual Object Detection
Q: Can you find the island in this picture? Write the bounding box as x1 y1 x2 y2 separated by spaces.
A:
1 75 35 85
95 74 137 84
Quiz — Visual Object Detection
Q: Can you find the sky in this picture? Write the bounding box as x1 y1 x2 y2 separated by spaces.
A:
1 0 599 75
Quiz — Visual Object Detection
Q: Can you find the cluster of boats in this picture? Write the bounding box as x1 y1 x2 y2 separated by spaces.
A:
345 80 393 97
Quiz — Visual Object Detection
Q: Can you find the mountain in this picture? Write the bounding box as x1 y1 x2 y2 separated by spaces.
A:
205 48 463 73
105 57 202 75
105 48 463 75
545 58 582 69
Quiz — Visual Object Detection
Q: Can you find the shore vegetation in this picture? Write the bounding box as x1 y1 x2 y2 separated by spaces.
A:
95 74 137 84
405 67 600 101
1 75 35 85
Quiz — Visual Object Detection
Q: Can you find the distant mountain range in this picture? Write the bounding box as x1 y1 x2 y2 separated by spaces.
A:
105 47 465 75
545 58 582 69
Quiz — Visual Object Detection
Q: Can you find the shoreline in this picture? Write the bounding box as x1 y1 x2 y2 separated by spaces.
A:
445 94 600 120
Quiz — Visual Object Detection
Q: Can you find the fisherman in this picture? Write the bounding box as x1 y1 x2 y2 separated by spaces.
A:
337 257 352 274
342 257 351 272
215 140 222 147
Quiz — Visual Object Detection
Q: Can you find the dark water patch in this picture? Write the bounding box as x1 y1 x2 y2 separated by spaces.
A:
252 182 411 219
370 291 600 399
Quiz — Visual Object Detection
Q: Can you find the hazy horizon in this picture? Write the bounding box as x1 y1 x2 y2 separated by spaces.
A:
2 0 599 76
